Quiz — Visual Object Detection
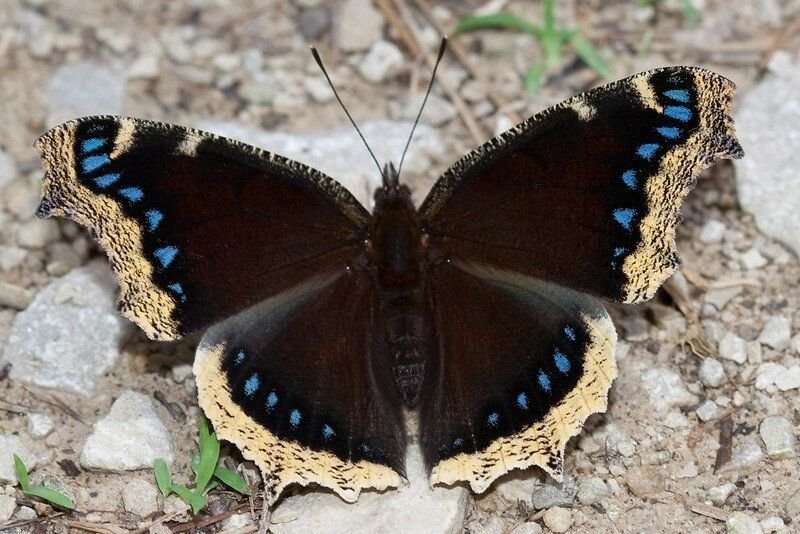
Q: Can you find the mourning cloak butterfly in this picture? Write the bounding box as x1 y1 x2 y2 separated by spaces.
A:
35 63 742 504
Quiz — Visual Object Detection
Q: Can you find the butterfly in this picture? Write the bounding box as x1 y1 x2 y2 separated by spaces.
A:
35 65 742 505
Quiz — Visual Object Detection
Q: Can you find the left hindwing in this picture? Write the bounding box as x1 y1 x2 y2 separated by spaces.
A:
420 67 743 304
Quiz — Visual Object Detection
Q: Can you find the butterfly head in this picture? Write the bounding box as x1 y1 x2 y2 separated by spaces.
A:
375 162 412 210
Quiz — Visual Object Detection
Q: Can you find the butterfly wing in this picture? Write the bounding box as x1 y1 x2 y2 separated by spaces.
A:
36 116 370 340
420 67 743 304
419 260 617 491
194 269 406 504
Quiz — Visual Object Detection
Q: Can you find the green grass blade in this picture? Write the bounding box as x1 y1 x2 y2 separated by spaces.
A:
525 61 547 93
199 414 211 446
170 484 196 511
454 13 542 37
25 486 75 510
189 491 207 515
154 459 172 497
214 466 251 495
195 431 220 493
570 32 612 79
13 454 29 490
543 0 555 32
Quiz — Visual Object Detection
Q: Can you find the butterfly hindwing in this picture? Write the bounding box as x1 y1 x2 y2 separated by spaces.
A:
420 67 743 304
36 116 370 340
194 268 406 504
419 260 617 491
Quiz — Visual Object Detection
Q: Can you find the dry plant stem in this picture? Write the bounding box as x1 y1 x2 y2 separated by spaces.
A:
689 502 730 521
713 414 734 473
375 0 487 144
411 0 522 124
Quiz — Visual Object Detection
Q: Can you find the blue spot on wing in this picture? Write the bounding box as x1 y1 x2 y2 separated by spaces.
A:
81 137 107 153
244 374 260 397
516 392 529 410
538 370 552 392
168 283 183 294
289 409 301 428
637 143 660 160
487 412 499 427
266 391 278 410
322 424 335 439
613 208 636 230
564 325 576 341
554 349 571 374
235 350 246 365
664 89 690 103
614 247 626 257
656 126 681 139
621 169 637 189
452 437 464 448
154 246 178 268
118 187 144 203
664 105 692 122
94 173 120 188
145 210 163 231
82 154 111 173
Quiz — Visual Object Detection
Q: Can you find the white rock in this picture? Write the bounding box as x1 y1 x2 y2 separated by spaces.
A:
46 62 125 126
542 506 572 533
664 411 689 428
699 357 726 387
759 416 796 460
747 341 763 365
222 513 252 530
510 522 543 534
726 511 763 534
127 54 160 79
707 482 737 506
359 40 403 83
1 263 131 395
757 316 792 351
336 0 384 52
755 362 786 390
0 281 33 310
0 245 26 271
760 516 785 533
80 391 174 471
27 413 54 439
122 479 160 518
493 473 538 507
675 461 699 478
718 437 765 473
641 368 697 412
577 477 609 505
719 332 748 364
0 435 38 484
704 286 742 311
0 148 15 193
399 93 457 127
170 364 193 384
270 443 468 534
786 488 800 518
696 400 720 422
16 219 60 249
196 120 445 209
775 365 800 391
699 219 726 244
739 248 769 270
0 494 16 522
736 51 800 258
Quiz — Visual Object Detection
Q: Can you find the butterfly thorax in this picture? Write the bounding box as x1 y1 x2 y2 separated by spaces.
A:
368 177 432 407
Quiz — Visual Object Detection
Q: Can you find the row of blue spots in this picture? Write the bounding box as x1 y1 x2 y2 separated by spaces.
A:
234 350 246 365
94 173 120 188
487 412 499 428
244 373 260 397
119 187 143 203
564 325 576 341
167 283 187 302
664 105 691 122
154 246 178 268
82 154 111 174
636 143 660 160
289 409 301 429
81 137 108 153
554 349 571 374
663 89 690 103
656 126 681 139
537 370 552 392
613 208 636 231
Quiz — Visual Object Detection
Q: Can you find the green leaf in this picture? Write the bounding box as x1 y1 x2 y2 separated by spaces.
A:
524 61 547 93
25 486 75 510
170 484 196 511
154 459 172 497
543 0 556 32
13 454 29 490
195 431 220 493
198 414 211 447
214 466 251 495
190 453 200 476
569 32 612 79
454 12 542 37
188 490 207 515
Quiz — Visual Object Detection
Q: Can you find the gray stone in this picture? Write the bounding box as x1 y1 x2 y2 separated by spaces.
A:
747 341 763 365
493 473 538 507
0 246 27 272
699 357 726 388
735 51 800 258
196 120 445 209
46 241 83 276
542 506 572 533
269 443 468 534
530 474 576 510
14 506 36 520
47 62 125 126
577 477 609 505
759 416 795 460
786 488 800 518
0 435 38 484
718 437 765 473
699 219 726 244
297 6 331 41
0 281 33 310
398 93 457 127
641 368 697 412
719 332 748 364
704 286 743 311
0 148 15 193
739 248 769 270
775 365 800 391
170 363 193 384
757 316 792 351
707 482 737 506
625 466 665 496
336 0 384 52
760 516 785 533
0 494 16 522
16 219 60 249
755 362 786 390
696 400 720 422
80 390 174 471
359 40 403 83
27 413 54 439
3 178 39 220
1 263 131 396
128 54 161 79
726 511 763 534
121 479 160 518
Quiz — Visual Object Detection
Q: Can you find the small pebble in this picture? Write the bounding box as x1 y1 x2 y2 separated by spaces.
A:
707 482 737 506
674 461 699 478
746 341 763 365
699 357 726 387
530 474 576 510
699 219 726 243
122 479 159 518
719 332 748 364
16 219 61 249
14 505 36 520
0 245 27 271
739 248 769 269
358 40 403 83
543 506 572 533
785 488 800 518
170 363 193 384
0 494 16 522
757 316 792 350
336 0 384 52
625 466 665 496
718 437 765 473
759 416 795 460
759 516 785 533
696 400 720 422
27 413 54 439
641 368 697 411
0 281 33 310
576 477 609 505
755 363 786 390
726 511 763 534
511 522 543 534
775 365 800 391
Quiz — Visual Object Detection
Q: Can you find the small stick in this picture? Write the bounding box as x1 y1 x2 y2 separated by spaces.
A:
689 502 730 522
714 414 734 473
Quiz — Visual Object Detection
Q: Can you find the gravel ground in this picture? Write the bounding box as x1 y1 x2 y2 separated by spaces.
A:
1 1 799 533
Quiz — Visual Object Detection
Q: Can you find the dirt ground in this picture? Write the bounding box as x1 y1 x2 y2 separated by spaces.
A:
1 0 799 533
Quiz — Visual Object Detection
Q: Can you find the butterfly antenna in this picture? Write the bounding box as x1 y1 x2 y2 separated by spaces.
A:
396 37 448 179
310 46 385 180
